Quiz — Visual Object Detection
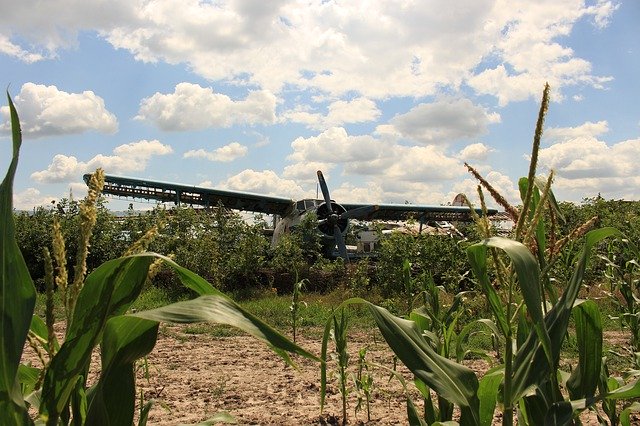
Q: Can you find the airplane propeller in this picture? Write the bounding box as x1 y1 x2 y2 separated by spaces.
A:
315 170 378 260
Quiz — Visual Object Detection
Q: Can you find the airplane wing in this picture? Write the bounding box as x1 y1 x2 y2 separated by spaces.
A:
341 202 497 222
87 174 295 217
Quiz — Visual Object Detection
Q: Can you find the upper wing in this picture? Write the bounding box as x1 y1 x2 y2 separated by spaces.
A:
88 174 295 217
341 202 497 222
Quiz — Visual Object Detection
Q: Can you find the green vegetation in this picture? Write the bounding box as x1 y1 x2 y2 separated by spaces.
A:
1 92 316 426
5 83 640 425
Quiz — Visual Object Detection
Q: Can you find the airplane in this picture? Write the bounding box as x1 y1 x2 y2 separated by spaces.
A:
83 171 497 260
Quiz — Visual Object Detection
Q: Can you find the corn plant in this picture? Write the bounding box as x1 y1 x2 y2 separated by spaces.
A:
601 239 640 362
1 92 318 425
321 84 640 425
290 275 308 343
353 346 374 422
330 308 350 425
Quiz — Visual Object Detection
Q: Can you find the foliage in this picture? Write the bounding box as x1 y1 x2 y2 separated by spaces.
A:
320 84 640 426
330 308 350 425
375 231 469 298
1 92 317 425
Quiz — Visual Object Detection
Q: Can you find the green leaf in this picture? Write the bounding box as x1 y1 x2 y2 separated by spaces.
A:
85 316 159 425
407 396 428 426
40 254 154 423
620 401 640 426
466 244 509 337
567 300 602 400
469 237 553 367
544 401 574 425
366 303 480 425
511 228 622 403
0 92 36 424
605 378 640 399
131 295 318 365
478 367 503 426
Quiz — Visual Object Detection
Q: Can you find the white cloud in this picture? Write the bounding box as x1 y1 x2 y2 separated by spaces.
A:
544 120 609 142
0 34 46 62
283 97 381 130
282 162 334 184
0 83 117 137
183 142 248 162
218 169 305 199
458 143 495 161
13 188 58 210
135 83 277 130
31 139 173 183
467 0 617 104
538 135 640 198
288 127 387 164
390 98 499 144
1 0 617 102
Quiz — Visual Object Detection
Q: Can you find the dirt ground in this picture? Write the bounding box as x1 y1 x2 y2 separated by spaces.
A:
137 326 428 425
22 325 634 425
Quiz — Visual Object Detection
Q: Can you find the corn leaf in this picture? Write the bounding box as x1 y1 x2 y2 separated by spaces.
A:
131 295 318 365
466 243 509 337
0 92 36 425
468 237 553 367
511 227 622 403
85 316 159 425
407 396 428 426
40 255 154 423
605 378 640 400
567 299 602 400
478 367 503 426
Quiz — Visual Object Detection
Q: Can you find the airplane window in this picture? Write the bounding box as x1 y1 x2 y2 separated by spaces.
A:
296 200 306 211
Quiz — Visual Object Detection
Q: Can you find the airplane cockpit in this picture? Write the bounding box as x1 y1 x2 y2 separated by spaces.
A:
295 199 320 213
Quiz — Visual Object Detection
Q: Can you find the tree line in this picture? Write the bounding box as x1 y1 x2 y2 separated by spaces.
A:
15 195 640 299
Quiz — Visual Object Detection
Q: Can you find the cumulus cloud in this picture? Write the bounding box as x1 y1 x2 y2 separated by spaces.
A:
13 188 58 210
31 139 172 183
135 83 277 130
0 83 117 137
218 169 305 199
288 127 387 164
287 124 470 182
538 133 640 198
0 34 46 62
467 1 617 104
458 143 495 161
283 97 381 130
0 0 617 102
283 162 334 184
183 142 248 162
390 98 500 145
544 120 609 142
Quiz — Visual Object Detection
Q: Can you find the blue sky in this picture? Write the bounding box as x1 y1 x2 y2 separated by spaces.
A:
1 0 638 211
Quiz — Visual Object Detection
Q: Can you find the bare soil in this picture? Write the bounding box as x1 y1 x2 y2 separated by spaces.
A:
23 325 635 425
137 326 428 425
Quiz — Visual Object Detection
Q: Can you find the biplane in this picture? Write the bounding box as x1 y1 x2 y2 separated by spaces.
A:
84 171 497 259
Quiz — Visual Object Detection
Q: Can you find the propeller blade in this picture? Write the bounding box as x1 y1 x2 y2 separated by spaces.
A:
316 170 333 213
333 224 349 261
340 205 379 220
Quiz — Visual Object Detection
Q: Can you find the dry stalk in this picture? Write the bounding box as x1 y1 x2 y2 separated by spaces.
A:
124 225 160 256
464 162 519 223
523 171 554 250
68 168 105 322
515 83 550 239
43 248 56 357
548 216 599 258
